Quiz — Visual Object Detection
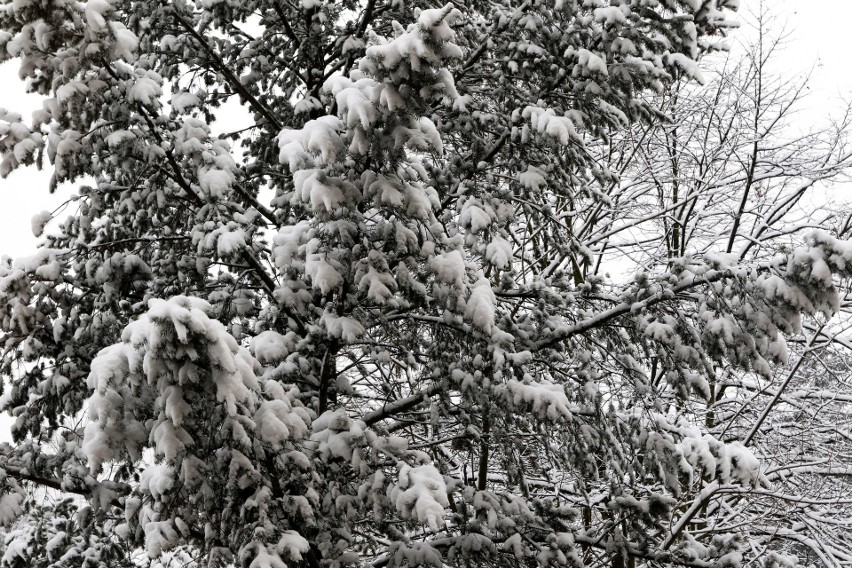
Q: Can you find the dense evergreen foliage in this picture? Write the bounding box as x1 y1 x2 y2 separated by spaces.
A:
0 0 851 566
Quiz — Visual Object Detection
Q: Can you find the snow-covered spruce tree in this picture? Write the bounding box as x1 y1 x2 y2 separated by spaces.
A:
1 0 851 566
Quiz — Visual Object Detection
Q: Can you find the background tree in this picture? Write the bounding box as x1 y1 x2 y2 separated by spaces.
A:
0 1 851 567
587 4 852 564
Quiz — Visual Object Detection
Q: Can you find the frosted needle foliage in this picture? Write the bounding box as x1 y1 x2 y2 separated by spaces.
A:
1 1 852 567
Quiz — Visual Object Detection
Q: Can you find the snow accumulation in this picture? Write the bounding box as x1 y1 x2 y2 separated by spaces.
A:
272 219 312 268
665 52 705 84
431 250 465 287
593 5 628 26
517 165 547 192
109 21 139 61
485 235 513 270
170 91 200 113
520 106 578 146
127 73 162 105
311 409 366 462
577 48 608 76
251 330 295 364
198 165 235 199
389 464 449 533
464 277 497 335
214 228 246 257
0 108 41 177
0 0 822 564
364 6 462 70
83 296 261 469
677 431 761 487
0 491 23 526
239 531 311 568
305 253 343 294
459 200 493 234
358 265 395 304
139 463 174 501
327 81 377 130
504 379 575 420
255 398 309 450
28 210 52 239
84 0 112 32
293 169 347 212
278 116 344 170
